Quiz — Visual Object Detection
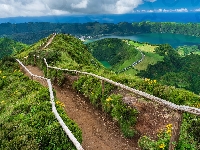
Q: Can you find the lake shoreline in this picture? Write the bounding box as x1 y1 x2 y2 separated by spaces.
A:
84 33 200 48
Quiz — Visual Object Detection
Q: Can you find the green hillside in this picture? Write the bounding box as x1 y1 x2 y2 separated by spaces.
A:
17 33 104 71
86 38 164 75
86 38 141 71
139 44 200 94
176 45 200 56
0 57 82 149
0 37 28 59
1 33 199 149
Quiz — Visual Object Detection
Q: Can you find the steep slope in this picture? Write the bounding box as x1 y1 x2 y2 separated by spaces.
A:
0 37 27 59
23 65 140 150
0 57 82 149
17 33 104 71
15 33 200 149
86 38 141 72
139 44 200 94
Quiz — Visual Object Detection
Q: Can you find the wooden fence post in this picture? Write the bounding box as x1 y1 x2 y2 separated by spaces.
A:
54 69 58 84
33 55 36 66
169 110 183 150
46 66 49 78
101 80 105 96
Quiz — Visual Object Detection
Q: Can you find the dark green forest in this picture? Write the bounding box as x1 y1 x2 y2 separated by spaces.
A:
0 38 27 59
86 37 200 95
138 44 200 94
2 21 200 44
86 38 139 67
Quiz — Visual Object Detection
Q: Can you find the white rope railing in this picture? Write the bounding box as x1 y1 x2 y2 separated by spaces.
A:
44 58 200 116
16 59 84 150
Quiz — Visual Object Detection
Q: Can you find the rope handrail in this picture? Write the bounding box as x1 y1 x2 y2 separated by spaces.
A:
44 58 200 116
16 59 84 150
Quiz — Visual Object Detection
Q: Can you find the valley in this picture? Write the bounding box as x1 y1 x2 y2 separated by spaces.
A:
0 24 200 150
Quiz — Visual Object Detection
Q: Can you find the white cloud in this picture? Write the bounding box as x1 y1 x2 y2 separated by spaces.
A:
145 0 156 2
194 8 200 12
135 8 189 13
0 0 158 18
71 0 88 9
175 8 188 12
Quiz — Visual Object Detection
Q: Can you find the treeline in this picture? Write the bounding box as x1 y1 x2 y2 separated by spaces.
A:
2 21 200 44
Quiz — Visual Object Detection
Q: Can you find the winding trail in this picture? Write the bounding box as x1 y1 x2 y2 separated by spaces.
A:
20 34 177 149
43 33 56 49
23 65 140 150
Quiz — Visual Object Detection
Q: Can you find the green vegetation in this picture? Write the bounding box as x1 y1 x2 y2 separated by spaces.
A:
139 44 200 94
1 33 199 149
3 21 200 44
20 34 139 138
73 75 138 138
139 114 200 150
128 41 163 71
0 57 82 149
0 38 28 59
176 45 200 56
86 38 141 72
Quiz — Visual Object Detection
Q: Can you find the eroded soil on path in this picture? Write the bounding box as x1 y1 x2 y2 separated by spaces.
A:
22 65 174 150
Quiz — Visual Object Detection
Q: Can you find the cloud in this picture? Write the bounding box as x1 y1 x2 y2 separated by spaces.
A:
145 0 156 2
194 8 200 12
135 8 189 13
0 0 157 18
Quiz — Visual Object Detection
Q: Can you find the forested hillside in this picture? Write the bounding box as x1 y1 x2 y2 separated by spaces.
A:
138 44 200 94
2 21 200 44
0 38 27 59
86 38 141 72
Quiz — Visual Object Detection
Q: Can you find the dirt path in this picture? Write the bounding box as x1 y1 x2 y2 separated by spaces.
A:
43 33 56 49
24 66 140 150
21 34 174 150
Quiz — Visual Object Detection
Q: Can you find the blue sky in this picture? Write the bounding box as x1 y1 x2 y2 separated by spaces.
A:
139 0 200 9
136 0 200 12
0 0 200 18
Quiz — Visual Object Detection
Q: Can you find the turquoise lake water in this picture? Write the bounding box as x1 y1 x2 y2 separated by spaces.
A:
100 61 111 68
86 33 200 48
85 33 200 68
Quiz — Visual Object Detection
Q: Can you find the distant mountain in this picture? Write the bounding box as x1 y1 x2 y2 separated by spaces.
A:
2 21 200 44
0 13 199 24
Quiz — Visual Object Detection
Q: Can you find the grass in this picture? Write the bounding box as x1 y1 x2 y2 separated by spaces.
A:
0 59 82 150
116 51 142 71
129 41 158 53
128 40 163 70
135 52 163 70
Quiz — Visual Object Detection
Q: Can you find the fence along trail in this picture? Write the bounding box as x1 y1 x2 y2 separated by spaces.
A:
44 59 200 115
18 62 140 150
20 34 200 149
43 58 200 150
20 34 141 149
16 59 84 150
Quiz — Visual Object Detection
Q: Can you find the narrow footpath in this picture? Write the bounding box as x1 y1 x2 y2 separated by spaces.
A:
23 65 140 150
